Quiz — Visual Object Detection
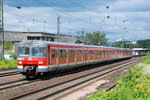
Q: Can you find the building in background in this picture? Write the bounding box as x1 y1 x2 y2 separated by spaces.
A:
3 31 27 53
57 34 81 43
25 32 55 41
132 48 150 55
2 31 81 54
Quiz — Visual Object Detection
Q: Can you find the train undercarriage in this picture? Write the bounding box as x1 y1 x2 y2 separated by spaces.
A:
23 65 38 78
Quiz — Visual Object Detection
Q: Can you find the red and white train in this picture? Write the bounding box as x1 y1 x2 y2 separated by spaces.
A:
17 40 133 78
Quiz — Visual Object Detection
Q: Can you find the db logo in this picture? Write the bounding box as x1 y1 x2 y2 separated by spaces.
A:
28 57 32 61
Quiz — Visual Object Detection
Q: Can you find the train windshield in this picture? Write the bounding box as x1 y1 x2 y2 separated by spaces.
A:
31 47 46 57
18 47 30 57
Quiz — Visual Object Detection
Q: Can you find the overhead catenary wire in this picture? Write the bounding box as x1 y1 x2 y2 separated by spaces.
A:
4 10 81 33
5 0 105 33
34 0 101 29
66 0 99 14
65 0 104 20
65 0 111 25
4 12 48 24
4 0 53 25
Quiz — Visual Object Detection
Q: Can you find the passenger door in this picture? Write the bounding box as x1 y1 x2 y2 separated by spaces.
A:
58 49 67 65
68 49 75 64
50 49 57 65
84 50 88 62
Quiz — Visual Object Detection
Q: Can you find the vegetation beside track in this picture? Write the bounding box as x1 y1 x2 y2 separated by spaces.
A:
0 60 17 69
87 55 150 100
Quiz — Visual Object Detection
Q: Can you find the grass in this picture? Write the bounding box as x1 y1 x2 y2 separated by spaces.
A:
0 60 17 69
87 54 150 100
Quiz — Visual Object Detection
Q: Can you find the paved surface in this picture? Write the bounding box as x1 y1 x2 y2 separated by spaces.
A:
58 80 109 100
0 69 17 74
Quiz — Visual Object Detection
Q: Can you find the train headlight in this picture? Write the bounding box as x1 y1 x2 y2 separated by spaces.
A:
18 61 22 64
38 61 43 64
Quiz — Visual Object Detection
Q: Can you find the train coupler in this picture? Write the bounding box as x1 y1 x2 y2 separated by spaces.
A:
23 65 37 76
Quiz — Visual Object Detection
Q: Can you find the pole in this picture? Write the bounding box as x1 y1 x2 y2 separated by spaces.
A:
43 21 46 32
0 0 4 59
57 16 60 42
82 28 84 42
122 35 124 48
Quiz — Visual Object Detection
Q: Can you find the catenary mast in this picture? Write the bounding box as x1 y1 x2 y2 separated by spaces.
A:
0 0 4 59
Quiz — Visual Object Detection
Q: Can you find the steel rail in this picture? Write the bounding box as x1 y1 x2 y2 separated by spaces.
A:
38 59 138 100
0 70 19 77
0 59 123 92
0 78 41 91
0 79 26 86
9 59 139 100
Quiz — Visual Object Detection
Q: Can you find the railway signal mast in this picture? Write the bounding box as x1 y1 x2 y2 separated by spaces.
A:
57 16 60 42
0 0 4 59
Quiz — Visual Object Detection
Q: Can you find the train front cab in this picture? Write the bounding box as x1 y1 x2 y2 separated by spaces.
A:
17 43 48 78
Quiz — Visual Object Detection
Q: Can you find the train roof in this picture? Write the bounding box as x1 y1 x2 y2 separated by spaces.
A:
18 40 132 50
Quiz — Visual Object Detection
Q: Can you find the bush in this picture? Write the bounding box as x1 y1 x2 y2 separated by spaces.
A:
87 55 150 100
141 54 150 64
0 60 17 69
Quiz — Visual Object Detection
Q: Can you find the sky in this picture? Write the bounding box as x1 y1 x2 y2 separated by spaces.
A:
3 0 150 42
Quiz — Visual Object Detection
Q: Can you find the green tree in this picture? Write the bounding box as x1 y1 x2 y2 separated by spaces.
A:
136 39 150 48
10 53 16 59
4 41 13 51
112 41 123 47
112 40 134 48
84 31 108 46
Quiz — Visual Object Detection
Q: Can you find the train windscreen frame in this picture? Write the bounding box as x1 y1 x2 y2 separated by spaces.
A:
18 47 46 57
18 47 30 57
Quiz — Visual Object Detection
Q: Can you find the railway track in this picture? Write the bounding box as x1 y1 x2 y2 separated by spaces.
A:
0 77 43 91
0 69 19 77
9 58 139 100
0 79 34 91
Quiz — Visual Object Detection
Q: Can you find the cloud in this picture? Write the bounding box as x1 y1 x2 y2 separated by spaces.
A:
3 0 150 42
110 0 150 12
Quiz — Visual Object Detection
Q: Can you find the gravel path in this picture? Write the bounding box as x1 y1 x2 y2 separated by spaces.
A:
58 80 109 100
142 64 150 74
0 74 24 84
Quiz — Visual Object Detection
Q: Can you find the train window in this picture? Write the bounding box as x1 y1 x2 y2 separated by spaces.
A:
31 47 46 57
77 50 80 56
56 50 58 57
59 50 67 58
90 50 93 56
78 50 82 57
86 50 89 56
94 51 96 56
101 51 103 55
70 50 75 57
52 50 55 58
113 51 115 55
96 51 99 55
60 50 62 58
84 50 86 56
81 50 83 56
110 51 112 55
103 51 105 57
106 51 108 57
99 51 101 56
18 47 30 57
